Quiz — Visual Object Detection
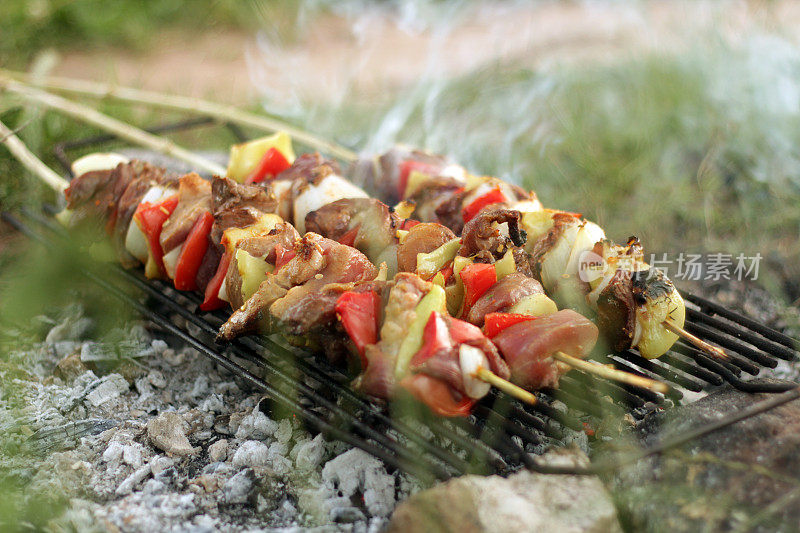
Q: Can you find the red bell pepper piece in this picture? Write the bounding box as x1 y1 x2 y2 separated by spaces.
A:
483 312 538 338
445 316 485 344
459 262 497 313
200 251 232 311
274 244 297 270
133 195 179 278
398 159 437 198
337 226 360 248
411 312 451 367
335 291 381 367
399 373 475 417
461 186 509 223
399 218 420 230
174 211 213 291
244 147 292 184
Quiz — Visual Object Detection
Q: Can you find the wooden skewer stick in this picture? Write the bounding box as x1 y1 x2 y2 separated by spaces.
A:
0 118 69 193
663 318 728 359
0 69 358 163
552 351 670 394
0 79 226 176
475 367 538 405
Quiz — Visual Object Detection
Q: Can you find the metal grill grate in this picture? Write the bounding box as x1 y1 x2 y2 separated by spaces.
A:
5 118 798 481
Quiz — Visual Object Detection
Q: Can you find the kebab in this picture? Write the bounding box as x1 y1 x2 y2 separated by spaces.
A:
349 148 725 360
41 138 543 415
44 127 664 415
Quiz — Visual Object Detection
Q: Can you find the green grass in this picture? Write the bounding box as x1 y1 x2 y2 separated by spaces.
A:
0 0 259 67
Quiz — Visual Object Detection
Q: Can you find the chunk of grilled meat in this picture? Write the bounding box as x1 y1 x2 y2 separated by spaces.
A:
493 309 598 390
218 234 377 341
160 173 212 254
211 176 278 244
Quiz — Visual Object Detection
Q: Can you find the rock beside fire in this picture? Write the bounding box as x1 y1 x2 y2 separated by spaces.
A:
610 384 800 531
387 447 621 533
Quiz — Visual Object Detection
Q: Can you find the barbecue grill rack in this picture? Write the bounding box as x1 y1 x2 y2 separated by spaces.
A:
6 117 799 482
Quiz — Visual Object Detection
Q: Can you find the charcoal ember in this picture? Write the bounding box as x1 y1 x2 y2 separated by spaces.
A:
85 374 129 407
610 385 800 531
27 418 118 455
293 434 327 471
388 448 621 533
231 440 270 468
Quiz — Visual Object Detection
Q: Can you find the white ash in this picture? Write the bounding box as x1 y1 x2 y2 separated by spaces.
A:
1 305 421 532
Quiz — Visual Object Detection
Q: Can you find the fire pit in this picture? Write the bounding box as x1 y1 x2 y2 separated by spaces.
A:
2 116 799 531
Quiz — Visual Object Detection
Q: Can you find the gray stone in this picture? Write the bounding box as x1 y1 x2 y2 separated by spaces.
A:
387 448 621 533
611 385 800 531
223 468 257 505
147 412 197 456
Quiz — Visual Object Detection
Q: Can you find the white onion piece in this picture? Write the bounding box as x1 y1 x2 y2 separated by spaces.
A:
123 186 175 261
162 244 183 280
459 345 492 399
271 179 294 221
539 222 579 292
71 152 129 176
564 222 606 280
293 175 368 234
439 164 467 183
218 278 229 303
586 266 616 308
631 318 643 348
509 199 543 213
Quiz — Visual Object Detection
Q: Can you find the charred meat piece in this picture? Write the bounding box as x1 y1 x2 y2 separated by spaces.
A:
305 198 401 272
276 152 339 185
466 273 545 327
351 147 455 205
493 309 598 390
211 176 278 244
218 234 377 341
409 312 509 395
354 273 431 399
406 177 466 234
273 279 387 339
223 222 301 309
459 209 526 260
160 173 212 254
